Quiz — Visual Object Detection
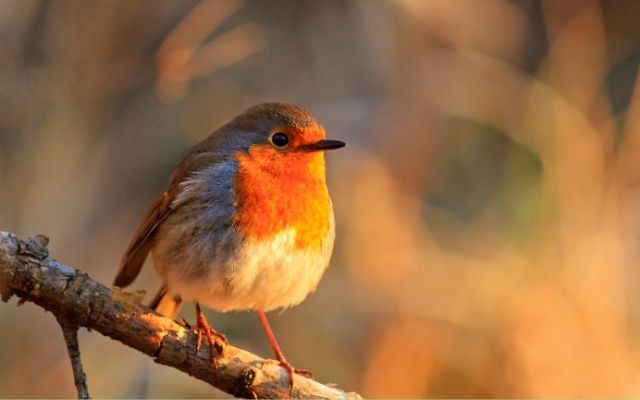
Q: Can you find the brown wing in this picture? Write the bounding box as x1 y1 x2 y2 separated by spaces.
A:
113 191 172 287
113 135 227 288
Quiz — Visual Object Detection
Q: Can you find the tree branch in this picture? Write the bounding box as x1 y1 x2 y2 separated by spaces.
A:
0 232 358 399
56 316 91 399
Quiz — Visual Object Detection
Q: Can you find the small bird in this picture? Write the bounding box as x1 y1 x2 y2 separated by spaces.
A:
113 102 344 387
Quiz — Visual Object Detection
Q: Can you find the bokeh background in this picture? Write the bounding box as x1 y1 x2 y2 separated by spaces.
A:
2 0 640 397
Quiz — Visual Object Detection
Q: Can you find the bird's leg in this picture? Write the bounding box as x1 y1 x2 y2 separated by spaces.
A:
193 302 228 365
257 309 312 392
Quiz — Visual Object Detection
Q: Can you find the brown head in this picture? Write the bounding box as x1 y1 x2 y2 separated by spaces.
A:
229 102 345 152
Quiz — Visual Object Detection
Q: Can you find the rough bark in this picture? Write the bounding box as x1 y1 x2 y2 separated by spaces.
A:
0 231 358 399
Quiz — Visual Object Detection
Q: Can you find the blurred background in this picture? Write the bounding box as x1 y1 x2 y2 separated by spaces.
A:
1 0 640 397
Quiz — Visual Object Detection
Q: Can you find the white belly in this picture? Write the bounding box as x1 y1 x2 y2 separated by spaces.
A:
157 222 335 312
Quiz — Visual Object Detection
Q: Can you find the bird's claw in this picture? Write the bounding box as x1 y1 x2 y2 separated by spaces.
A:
195 324 228 356
193 303 228 366
262 357 313 394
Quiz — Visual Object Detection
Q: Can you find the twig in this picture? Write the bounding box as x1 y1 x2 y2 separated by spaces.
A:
0 232 359 399
56 317 91 399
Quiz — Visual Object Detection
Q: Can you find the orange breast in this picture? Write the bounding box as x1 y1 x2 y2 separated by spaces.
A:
233 145 331 250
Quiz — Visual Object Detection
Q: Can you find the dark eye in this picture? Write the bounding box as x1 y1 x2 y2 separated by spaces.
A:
271 132 289 147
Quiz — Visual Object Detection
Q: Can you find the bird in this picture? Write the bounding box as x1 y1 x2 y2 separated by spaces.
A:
113 102 345 388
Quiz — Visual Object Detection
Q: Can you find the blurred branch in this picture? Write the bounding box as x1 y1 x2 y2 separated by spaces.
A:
154 0 264 102
0 232 358 400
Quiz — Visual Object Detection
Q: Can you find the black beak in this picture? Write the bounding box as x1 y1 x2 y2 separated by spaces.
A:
300 139 346 152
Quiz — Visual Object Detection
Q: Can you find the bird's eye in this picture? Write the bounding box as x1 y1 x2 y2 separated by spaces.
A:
271 132 289 147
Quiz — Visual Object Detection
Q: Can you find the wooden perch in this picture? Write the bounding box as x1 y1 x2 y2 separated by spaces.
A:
0 231 359 399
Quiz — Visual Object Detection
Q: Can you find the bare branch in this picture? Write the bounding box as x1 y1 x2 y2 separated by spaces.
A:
0 232 359 399
56 317 91 399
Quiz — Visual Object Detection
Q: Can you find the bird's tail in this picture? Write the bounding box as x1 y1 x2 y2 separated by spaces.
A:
149 285 182 319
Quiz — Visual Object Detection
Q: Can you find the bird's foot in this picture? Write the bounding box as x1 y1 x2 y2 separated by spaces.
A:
193 303 228 366
262 357 313 394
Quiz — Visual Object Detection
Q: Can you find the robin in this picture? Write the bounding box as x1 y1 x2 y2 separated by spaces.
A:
113 102 345 388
